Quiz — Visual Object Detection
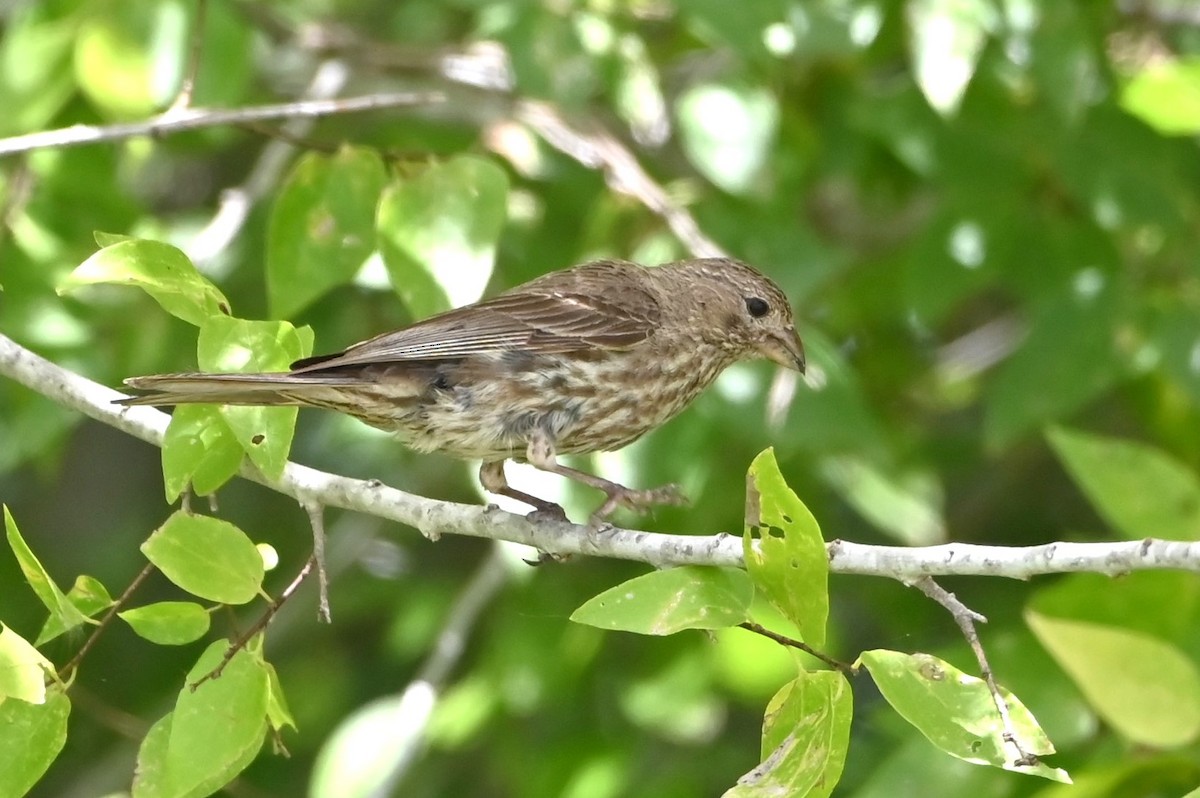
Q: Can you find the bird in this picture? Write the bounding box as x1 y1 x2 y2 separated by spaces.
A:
119 257 805 524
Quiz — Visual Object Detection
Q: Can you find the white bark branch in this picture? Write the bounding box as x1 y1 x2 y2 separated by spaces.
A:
3 332 1199 578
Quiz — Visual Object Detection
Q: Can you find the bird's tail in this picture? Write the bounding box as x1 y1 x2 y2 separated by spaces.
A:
117 372 365 407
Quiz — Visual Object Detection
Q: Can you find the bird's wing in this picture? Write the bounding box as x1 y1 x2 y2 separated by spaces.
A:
291 261 661 372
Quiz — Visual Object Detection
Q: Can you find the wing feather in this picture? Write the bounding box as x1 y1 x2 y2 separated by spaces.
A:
291 260 660 372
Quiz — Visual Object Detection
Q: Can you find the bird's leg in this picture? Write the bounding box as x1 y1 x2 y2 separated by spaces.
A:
477 460 568 521
525 430 688 525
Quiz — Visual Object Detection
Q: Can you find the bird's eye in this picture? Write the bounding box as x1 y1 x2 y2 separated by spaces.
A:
745 297 770 318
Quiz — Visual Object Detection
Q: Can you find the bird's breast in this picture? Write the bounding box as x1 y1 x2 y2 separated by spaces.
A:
388 346 730 459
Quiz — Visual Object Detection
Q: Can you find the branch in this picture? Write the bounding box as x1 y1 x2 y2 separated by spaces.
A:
3 332 1200 576
513 100 725 259
0 91 444 158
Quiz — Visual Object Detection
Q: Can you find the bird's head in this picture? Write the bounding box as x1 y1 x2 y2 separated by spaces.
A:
669 258 806 373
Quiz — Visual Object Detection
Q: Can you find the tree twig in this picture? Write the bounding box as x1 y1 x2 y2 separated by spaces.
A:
4 333 1200 577
911 577 1037 768
169 0 208 111
737 621 855 674
0 91 444 158
59 562 156 682
302 500 332 623
192 554 316 689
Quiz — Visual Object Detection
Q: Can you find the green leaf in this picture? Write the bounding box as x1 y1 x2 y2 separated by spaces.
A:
1048 426 1200 540
1027 611 1200 748
141 511 264 605
0 689 70 798
1120 57 1200 136
743 449 828 648
676 82 778 194
0 3 78 136
74 0 186 117
161 405 244 501
0 625 55 703
38 574 114 644
64 574 114 616
131 712 173 798
264 661 297 733
570 567 752 635
267 146 387 318
860 649 1069 782
60 238 230 326
377 155 508 319
906 0 996 115
724 670 852 798
196 315 313 479
135 641 269 798
119 601 211 645
5 506 88 645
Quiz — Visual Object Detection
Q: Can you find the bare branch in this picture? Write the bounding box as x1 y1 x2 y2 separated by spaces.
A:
4 332 1200 576
0 91 444 158
514 100 725 259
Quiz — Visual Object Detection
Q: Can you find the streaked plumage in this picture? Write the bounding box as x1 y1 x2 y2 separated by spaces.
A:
120 257 804 522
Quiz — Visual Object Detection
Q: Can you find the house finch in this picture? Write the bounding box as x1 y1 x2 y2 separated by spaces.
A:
120 257 805 523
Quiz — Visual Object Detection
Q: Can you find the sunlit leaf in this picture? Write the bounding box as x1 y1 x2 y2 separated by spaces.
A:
907 0 996 115
60 238 229 326
0 625 55 704
677 82 777 194
743 449 828 648
860 649 1069 781
570 567 752 634
267 147 387 319
724 670 852 798
196 315 313 479
119 601 211 645
140 511 264 605
1121 57 1200 136
378 155 508 318
0 688 70 798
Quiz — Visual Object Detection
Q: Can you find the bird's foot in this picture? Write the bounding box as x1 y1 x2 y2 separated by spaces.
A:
526 502 569 524
523 549 572 566
590 482 689 524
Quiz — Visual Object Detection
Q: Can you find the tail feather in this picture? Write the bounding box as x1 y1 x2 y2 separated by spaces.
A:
117 372 367 407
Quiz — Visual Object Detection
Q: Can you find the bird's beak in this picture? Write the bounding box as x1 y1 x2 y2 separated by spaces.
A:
758 327 806 373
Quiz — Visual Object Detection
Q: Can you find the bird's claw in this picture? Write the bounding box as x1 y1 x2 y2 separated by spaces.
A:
592 482 690 522
523 549 571 566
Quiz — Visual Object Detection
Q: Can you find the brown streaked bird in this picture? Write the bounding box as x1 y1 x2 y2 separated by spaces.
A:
120 257 805 523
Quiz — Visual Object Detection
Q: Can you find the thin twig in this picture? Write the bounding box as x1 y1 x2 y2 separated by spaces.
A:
514 100 725 259
737 621 856 674
0 90 444 158
169 0 208 111
192 554 316 689
59 562 156 682
912 577 1037 767
302 501 332 623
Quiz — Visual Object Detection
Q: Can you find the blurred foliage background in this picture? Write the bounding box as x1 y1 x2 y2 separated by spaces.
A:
3 0 1200 795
